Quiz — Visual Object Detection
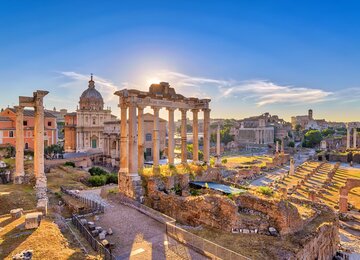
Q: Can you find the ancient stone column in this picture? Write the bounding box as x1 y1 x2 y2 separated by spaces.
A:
203 108 211 163
289 157 295 175
346 126 351 149
180 109 188 164
281 138 285 155
128 102 138 177
152 106 160 173
255 130 259 144
215 124 222 167
167 108 175 165
33 91 49 199
119 102 128 175
14 106 25 184
192 109 199 162
353 128 357 149
137 105 145 169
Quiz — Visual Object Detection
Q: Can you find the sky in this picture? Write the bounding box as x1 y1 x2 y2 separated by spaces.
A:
1 1 360 122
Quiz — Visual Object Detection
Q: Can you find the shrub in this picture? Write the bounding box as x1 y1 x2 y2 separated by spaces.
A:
221 158 228 164
106 173 118 184
88 175 107 186
89 167 108 176
258 186 274 196
190 188 200 196
64 161 75 167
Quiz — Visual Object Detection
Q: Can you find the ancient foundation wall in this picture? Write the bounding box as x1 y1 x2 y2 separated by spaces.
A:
294 222 339 260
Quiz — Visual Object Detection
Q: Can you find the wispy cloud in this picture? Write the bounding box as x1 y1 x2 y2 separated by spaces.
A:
59 71 119 103
152 70 334 106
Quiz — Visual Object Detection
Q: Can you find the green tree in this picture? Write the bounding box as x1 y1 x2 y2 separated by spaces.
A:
44 144 64 159
321 128 335 137
295 124 302 132
303 130 322 148
288 141 295 147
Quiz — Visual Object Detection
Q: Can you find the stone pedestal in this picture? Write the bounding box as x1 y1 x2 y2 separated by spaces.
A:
118 173 144 202
36 198 48 216
25 212 43 229
10 208 23 219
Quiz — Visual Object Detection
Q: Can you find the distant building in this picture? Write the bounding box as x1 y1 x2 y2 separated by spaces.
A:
46 107 68 140
230 112 290 146
0 107 57 149
63 75 116 153
291 109 327 130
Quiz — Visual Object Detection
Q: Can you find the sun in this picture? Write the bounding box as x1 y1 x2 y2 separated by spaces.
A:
145 77 161 86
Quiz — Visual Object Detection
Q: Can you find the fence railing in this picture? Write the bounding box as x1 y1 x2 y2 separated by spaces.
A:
118 195 250 260
72 214 116 260
60 186 105 214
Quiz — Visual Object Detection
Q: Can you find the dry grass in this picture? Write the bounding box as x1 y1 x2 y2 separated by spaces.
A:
225 155 272 168
0 184 36 215
140 163 206 178
47 166 90 192
0 215 90 260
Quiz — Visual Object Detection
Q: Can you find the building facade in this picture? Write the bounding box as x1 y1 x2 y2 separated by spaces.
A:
0 107 57 149
64 75 115 153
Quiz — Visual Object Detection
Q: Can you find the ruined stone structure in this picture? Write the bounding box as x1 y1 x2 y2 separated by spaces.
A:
115 82 211 200
346 123 359 150
339 178 360 213
14 91 48 201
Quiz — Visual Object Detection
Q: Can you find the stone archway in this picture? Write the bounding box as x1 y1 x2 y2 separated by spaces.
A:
339 178 360 213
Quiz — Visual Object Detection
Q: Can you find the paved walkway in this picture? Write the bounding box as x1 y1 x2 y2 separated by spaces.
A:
79 188 206 260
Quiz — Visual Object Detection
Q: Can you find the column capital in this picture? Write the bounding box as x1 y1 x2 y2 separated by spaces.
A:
151 106 161 112
202 108 211 112
14 106 24 112
191 108 199 113
166 107 176 112
179 108 188 113
137 104 146 110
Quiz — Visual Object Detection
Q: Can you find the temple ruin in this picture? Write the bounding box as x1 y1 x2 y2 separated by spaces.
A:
114 82 211 200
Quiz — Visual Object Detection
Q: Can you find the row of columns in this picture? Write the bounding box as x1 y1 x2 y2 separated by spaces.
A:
119 102 211 177
346 127 357 149
255 128 273 144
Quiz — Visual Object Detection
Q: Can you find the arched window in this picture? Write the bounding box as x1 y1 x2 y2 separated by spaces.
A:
146 133 152 141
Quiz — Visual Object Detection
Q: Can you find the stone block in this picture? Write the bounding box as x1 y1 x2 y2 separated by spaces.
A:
99 231 107 240
80 219 87 225
91 230 99 237
10 208 23 219
95 226 103 232
36 198 48 216
107 228 113 235
25 212 43 229
88 224 96 230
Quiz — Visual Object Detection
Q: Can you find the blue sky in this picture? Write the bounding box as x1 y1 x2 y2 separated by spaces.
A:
1 1 360 121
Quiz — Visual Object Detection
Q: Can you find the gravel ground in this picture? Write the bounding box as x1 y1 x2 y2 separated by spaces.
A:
79 188 207 260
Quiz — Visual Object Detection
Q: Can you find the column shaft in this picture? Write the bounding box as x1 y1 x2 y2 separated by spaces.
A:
180 109 188 164
119 104 128 173
152 107 160 171
192 109 199 162
347 127 351 149
353 128 357 148
203 109 211 163
128 104 138 176
137 107 145 169
15 106 24 183
167 108 175 164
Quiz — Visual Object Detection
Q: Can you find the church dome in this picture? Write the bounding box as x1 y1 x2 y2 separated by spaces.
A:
79 74 104 111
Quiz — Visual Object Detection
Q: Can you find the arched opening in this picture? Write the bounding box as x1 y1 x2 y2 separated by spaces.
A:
25 143 29 150
339 178 360 213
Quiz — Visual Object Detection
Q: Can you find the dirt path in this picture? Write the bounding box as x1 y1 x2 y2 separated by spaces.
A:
78 189 207 260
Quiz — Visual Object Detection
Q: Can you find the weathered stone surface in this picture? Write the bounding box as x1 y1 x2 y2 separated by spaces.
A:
10 208 23 219
25 212 43 229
